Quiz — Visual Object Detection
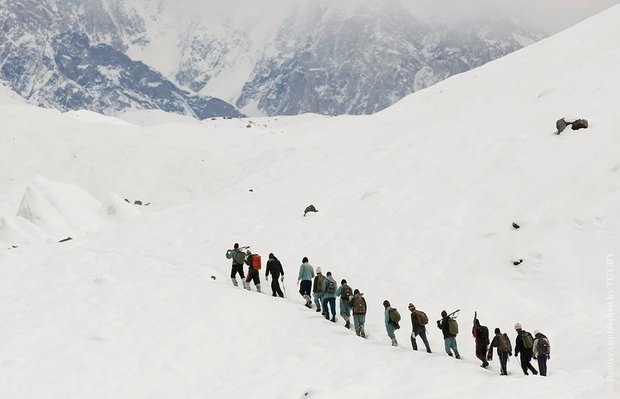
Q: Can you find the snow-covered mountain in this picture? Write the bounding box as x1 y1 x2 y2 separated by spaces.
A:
0 4 618 398
0 0 541 117
0 0 242 118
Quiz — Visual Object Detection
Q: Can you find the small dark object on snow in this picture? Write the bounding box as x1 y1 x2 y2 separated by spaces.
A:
304 204 319 217
134 200 143 205
124 198 130 203
59 237 73 243
571 119 589 130
513 259 523 266
10 245 18 249
512 222 520 229
249 188 254 192
144 202 151 206
556 118 570 134
211 275 216 280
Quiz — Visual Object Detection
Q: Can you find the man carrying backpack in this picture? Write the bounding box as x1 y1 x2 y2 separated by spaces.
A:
383 300 400 347
321 271 338 322
472 317 490 368
437 310 460 359
225 243 246 287
297 257 314 308
265 253 284 297
244 250 261 292
532 330 550 376
337 279 353 329
350 289 367 338
408 304 431 353
312 267 326 313
514 323 538 375
487 327 512 375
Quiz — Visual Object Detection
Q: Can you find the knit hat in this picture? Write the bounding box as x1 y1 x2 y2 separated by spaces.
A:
408 303 415 310
341 279 347 284
441 310 447 317
316 266 322 274
515 322 522 330
302 257 308 263
353 289 360 295
533 329 540 336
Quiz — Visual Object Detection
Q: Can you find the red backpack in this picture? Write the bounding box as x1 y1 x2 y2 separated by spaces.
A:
252 254 262 270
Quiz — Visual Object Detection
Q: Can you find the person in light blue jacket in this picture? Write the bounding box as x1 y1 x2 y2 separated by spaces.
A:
297 257 314 308
384 300 399 347
321 271 338 322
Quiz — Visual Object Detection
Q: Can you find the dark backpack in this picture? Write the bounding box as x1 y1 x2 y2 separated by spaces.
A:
538 337 550 355
389 308 401 323
448 318 459 336
352 296 367 314
498 333 511 353
313 275 325 293
341 285 353 300
479 325 489 342
522 331 534 349
326 279 337 294
414 310 429 325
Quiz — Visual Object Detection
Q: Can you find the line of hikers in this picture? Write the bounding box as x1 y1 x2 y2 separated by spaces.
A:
226 245 551 376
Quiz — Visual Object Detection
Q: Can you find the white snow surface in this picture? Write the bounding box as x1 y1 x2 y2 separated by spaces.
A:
1 6 619 399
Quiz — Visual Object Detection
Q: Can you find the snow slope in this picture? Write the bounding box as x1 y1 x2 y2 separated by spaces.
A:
0 5 619 399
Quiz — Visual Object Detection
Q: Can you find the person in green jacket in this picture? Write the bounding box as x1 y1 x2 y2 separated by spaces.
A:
350 289 367 338
297 257 314 308
337 279 353 329
384 300 399 347
225 243 246 287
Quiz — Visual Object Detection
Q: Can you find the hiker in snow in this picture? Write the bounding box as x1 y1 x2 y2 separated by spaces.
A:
265 253 284 297
337 279 353 329
532 330 550 376
312 267 326 313
297 257 315 308
350 289 367 338
225 243 246 287
487 327 512 375
383 300 400 347
321 271 338 322
514 323 538 375
437 310 460 359
244 250 261 292
408 304 431 353
472 317 490 368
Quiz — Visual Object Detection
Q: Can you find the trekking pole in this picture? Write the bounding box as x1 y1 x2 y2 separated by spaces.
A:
282 277 287 297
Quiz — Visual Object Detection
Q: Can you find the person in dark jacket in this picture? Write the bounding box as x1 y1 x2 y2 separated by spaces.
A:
244 250 261 293
437 310 460 359
408 304 431 353
532 330 551 376
487 328 512 375
514 323 538 375
265 253 284 297
472 318 490 368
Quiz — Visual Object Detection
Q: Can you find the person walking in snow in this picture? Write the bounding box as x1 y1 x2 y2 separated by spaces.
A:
383 300 400 347
437 310 460 358
321 271 338 322
225 243 246 287
244 249 261 292
337 279 353 329
532 330 550 376
297 257 314 308
265 253 284 297
472 317 490 368
487 327 512 375
514 323 538 375
312 267 326 313
350 289 367 338
408 303 431 353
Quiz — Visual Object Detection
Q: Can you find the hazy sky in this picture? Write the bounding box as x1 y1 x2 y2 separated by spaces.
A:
163 0 619 33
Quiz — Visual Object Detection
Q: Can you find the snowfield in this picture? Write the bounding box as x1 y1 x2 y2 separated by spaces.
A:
0 5 619 399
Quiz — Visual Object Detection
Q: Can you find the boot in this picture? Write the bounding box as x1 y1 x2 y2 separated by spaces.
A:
231 278 238 287
244 281 250 291
330 315 336 323
361 327 366 339
256 284 261 293
303 295 312 308
391 337 398 347
345 321 350 329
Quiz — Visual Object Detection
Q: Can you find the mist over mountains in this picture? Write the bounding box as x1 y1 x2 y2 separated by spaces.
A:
0 0 594 117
